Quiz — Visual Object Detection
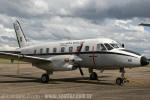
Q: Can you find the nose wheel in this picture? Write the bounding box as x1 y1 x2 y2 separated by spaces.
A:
116 77 124 85
116 68 129 85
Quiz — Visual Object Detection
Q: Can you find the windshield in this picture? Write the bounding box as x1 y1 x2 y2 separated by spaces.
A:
100 44 107 50
97 44 106 51
110 43 119 48
104 43 113 50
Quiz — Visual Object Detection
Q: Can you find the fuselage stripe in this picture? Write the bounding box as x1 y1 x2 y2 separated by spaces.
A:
23 51 138 58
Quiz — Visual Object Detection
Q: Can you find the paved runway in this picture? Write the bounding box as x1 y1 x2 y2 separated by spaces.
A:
0 63 150 100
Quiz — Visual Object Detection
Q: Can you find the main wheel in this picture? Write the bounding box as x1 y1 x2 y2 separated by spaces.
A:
41 74 49 83
90 72 98 80
116 77 123 85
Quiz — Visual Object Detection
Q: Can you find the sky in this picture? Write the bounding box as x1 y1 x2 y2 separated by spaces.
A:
0 0 150 57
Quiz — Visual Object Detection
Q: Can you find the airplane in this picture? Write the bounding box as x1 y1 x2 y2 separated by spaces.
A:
0 20 149 85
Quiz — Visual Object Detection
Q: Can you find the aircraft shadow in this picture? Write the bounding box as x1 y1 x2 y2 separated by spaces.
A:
0 74 41 83
0 74 114 85
51 76 114 86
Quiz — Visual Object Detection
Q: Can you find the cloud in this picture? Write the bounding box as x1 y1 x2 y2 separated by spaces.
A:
71 0 150 20
0 0 150 58
0 0 49 18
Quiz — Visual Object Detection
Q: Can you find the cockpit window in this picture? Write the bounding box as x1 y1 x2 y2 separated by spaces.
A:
97 44 106 51
104 43 113 50
110 44 119 48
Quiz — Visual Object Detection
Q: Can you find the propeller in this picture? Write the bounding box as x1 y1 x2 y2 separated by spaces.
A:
72 42 84 76
64 42 84 76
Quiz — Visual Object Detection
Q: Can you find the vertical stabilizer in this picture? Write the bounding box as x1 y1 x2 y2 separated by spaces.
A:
13 20 27 48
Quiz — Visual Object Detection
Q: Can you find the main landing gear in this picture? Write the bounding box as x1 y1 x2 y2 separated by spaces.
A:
90 72 98 80
116 68 129 85
41 73 49 83
89 68 98 80
41 71 52 83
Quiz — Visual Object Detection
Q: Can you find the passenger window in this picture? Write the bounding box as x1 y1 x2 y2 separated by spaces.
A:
85 46 89 51
61 47 65 53
46 48 49 53
104 43 113 50
53 48 57 53
100 44 106 50
40 49 43 54
69 47 73 52
34 50 36 54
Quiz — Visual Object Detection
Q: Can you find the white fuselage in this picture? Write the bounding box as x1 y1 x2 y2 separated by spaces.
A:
18 38 145 71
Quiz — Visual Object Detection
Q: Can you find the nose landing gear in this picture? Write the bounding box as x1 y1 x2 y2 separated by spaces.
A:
116 68 129 85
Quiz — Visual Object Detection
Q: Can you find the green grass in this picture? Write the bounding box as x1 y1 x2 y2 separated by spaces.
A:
0 58 24 63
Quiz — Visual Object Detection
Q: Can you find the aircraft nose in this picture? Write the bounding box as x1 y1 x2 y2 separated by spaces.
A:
140 56 149 66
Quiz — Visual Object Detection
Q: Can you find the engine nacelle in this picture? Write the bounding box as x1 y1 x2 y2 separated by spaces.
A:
51 62 77 71
49 55 82 71
33 55 82 71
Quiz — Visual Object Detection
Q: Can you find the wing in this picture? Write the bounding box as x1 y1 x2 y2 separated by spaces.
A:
0 50 20 54
0 52 51 63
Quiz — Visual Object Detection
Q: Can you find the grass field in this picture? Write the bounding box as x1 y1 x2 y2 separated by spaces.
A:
0 58 24 63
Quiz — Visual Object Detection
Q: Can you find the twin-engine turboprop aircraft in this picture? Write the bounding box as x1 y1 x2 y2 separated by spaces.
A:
0 20 149 85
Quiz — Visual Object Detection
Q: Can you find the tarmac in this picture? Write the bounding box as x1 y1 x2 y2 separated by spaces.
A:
0 63 150 100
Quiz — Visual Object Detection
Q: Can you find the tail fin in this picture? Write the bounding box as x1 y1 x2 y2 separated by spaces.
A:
13 20 27 48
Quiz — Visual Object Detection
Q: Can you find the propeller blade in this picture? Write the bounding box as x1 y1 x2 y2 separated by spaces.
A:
71 42 84 56
78 66 84 76
77 42 83 56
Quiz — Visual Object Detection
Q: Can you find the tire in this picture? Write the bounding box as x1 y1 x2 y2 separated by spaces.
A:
116 77 123 85
41 74 49 83
90 72 98 80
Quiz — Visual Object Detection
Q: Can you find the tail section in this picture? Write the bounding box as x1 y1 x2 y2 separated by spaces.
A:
13 20 27 48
